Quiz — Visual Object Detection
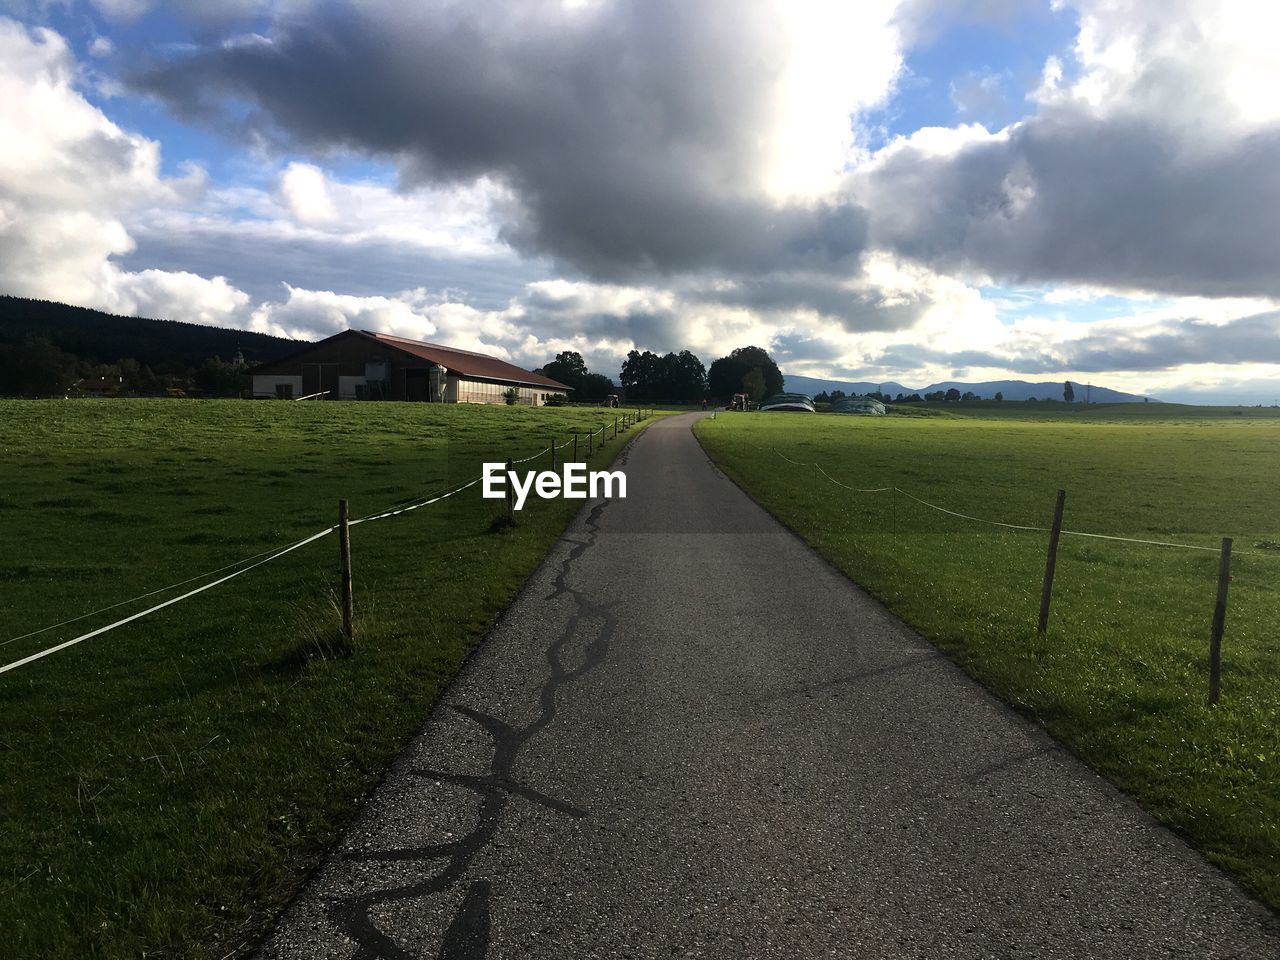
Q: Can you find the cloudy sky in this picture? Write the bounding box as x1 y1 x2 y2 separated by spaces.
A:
2 0 1279 403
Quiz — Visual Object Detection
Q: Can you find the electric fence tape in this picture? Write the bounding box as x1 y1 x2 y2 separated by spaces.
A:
0 527 334 677
0 443 564 677
775 448 1254 555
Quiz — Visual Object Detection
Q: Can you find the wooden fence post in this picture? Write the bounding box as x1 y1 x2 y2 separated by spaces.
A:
505 459 515 525
338 499 353 641
573 432 578 462
550 436 556 471
1208 537 1233 705
588 430 593 456
1038 489 1067 635
614 416 618 439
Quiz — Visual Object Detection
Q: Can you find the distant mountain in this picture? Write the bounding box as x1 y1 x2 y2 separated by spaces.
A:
783 373 1153 403
0 295 301 372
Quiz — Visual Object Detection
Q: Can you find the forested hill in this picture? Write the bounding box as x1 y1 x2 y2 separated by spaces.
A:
0 295 302 372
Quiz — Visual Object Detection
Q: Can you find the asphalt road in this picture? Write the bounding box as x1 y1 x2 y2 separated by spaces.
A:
259 412 1280 959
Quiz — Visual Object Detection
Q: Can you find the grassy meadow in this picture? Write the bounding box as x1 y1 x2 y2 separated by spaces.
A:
0 398 650 959
695 404 1280 910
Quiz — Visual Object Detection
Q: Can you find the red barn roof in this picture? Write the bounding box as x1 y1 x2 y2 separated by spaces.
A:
358 331 571 390
251 329 572 391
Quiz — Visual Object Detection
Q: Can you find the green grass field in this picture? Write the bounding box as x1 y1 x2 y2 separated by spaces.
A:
0 399 651 959
695 405 1280 910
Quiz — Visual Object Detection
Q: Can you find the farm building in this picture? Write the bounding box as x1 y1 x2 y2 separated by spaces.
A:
250 330 572 404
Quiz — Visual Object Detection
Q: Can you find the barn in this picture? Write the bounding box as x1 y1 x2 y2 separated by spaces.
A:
250 330 572 405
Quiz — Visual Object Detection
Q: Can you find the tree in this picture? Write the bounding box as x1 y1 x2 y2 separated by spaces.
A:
944 388 961 402
741 368 766 401
580 372 616 400
995 391 1003 401
707 345 783 401
829 389 846 402
1063 381 1075 403
663 350 708 404
706 356 741 401
194 357 249 397
961 391 976 401
117 357 165 395
619 350 662 401
536 351 621 399
537 351 590 393
0 337 79 396
617 349 706 403
813 391 830 404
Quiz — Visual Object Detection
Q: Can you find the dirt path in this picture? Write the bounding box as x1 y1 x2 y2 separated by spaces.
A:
259 412 1279 959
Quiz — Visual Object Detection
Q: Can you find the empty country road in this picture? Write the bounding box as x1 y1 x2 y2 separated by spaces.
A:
259 412 1280 959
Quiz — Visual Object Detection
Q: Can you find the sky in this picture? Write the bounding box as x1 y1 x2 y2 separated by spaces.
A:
2 1 1279 404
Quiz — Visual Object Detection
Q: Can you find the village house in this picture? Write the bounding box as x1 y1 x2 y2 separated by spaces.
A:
250 330 572 404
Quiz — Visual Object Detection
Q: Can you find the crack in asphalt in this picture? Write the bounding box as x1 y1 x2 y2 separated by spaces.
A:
325 498 620 960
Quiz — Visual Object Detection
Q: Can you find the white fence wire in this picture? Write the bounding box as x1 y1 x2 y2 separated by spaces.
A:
774 448 1264 556
0 412 651 677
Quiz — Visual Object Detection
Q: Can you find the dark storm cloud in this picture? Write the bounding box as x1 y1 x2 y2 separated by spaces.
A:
124 225 547 308
131 0 868 289
872 311 1280 374
1061 311 1280 372
523 305 685 355
858 103 1280 298
770 332 849 365
685 274 927 331
871 344 1025 371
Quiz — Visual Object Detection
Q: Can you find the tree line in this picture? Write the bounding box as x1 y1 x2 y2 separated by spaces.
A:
0 295 296 397
0 336 252 398
536 344 787 404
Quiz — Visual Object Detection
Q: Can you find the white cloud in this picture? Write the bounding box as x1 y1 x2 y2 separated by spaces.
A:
107 269 249 325
1062 0 1280 131
0 17 248 326
249 285 438 341
277 162 337 224
761 0 903 198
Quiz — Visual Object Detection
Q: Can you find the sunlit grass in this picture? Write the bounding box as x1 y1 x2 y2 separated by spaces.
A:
695 408 1280 910
0 398 651 959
